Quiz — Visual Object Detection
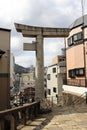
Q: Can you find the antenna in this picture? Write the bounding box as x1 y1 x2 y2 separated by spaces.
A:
81 0 85 25
81 0 85 16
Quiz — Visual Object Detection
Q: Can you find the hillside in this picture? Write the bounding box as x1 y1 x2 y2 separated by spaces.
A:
14 64 30 74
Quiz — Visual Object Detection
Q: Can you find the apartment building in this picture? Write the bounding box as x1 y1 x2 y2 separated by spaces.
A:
66 14 87 87
0 28 11 110
46 56 66 104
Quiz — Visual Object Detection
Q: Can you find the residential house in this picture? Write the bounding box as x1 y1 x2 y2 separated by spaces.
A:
0 28 11 110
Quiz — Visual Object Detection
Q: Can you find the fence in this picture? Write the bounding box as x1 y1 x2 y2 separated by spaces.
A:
0 101 40 130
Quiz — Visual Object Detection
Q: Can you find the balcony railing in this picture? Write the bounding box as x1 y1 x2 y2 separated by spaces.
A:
64 79 85 87
0 101 40 130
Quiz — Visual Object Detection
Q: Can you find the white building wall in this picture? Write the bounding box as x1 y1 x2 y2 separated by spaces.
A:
47 64 58 103
10 53 15 88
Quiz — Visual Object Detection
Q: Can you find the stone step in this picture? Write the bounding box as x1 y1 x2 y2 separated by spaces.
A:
17 117 47 130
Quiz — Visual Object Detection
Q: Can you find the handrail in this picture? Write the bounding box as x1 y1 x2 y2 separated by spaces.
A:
71 92 85 105
0 101 40 130
0 102 38 116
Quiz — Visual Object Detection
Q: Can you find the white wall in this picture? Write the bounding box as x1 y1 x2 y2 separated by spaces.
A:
63 85 87 96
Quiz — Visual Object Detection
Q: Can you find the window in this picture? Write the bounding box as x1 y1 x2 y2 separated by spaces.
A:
69 69 75 78
78 32 83 40
47 74 51 80
44 84 47 87
48 89 51 95
44 79 46 82
69 68 84 78
73 32 82 41
75 68 84 76
68 32 83 47
68 37 73 46
55 74 57 78
73 34 78 41
53 68 56 73
53 87 56 93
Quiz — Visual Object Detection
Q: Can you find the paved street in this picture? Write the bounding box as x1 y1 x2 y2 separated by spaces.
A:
41 105 87 130
20 105 87 130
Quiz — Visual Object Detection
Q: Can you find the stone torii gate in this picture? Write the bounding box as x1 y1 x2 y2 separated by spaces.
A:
15 23 70 99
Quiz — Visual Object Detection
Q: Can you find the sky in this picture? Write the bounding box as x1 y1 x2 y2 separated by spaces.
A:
0 0 87 67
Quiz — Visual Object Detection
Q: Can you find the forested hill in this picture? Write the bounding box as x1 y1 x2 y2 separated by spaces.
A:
14 64 30 74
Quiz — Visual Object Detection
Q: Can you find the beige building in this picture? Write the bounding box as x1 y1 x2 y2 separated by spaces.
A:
66 14 87 87
0 28 11 110
52 55 65 64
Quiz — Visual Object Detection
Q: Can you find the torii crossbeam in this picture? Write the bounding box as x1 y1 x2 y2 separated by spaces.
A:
15 23 70 99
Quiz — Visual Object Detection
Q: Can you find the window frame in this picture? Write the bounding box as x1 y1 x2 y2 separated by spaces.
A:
53 87 57 93
68 32 83 47
47 74 51 80
68 36 73 46
69 69 75 78
52 67 56 73
75 68 84 76
48 89 51 95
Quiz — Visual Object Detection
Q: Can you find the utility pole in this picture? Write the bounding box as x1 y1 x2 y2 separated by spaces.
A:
81 0 86 87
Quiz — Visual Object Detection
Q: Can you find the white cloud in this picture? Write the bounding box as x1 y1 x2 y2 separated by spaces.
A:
0 0 31 23
15 53 35 67
0 0 87 67
11 36 23 55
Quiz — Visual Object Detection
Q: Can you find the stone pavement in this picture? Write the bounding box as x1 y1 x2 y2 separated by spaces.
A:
19 105 87 130
41 105 87 130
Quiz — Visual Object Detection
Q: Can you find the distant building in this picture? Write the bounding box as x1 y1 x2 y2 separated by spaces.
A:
20 71 35 101
65 14 87 87
20 72 35 90
10 53 15 95
14 73 20 93
52 55 65 64
44 67 47 97
46 56 66 104
0 28 11 110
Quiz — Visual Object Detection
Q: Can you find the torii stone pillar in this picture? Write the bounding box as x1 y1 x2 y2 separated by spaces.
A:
36 35 44 98
15 23 70 100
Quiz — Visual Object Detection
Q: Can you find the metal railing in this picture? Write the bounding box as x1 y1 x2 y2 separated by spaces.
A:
0 101 40 130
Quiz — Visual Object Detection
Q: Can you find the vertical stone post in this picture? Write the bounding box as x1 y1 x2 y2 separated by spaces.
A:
35 35 45 99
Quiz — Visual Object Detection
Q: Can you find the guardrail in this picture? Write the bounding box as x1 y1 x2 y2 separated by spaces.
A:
0 101 40 130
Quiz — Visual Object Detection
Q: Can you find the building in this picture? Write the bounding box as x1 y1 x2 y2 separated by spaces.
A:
52 55 65 64
46 56 66 104
0 28 11 110
44 67 47 97
65 14 87 87
10 53 15 95
20 72 35 90
20 71 35 101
